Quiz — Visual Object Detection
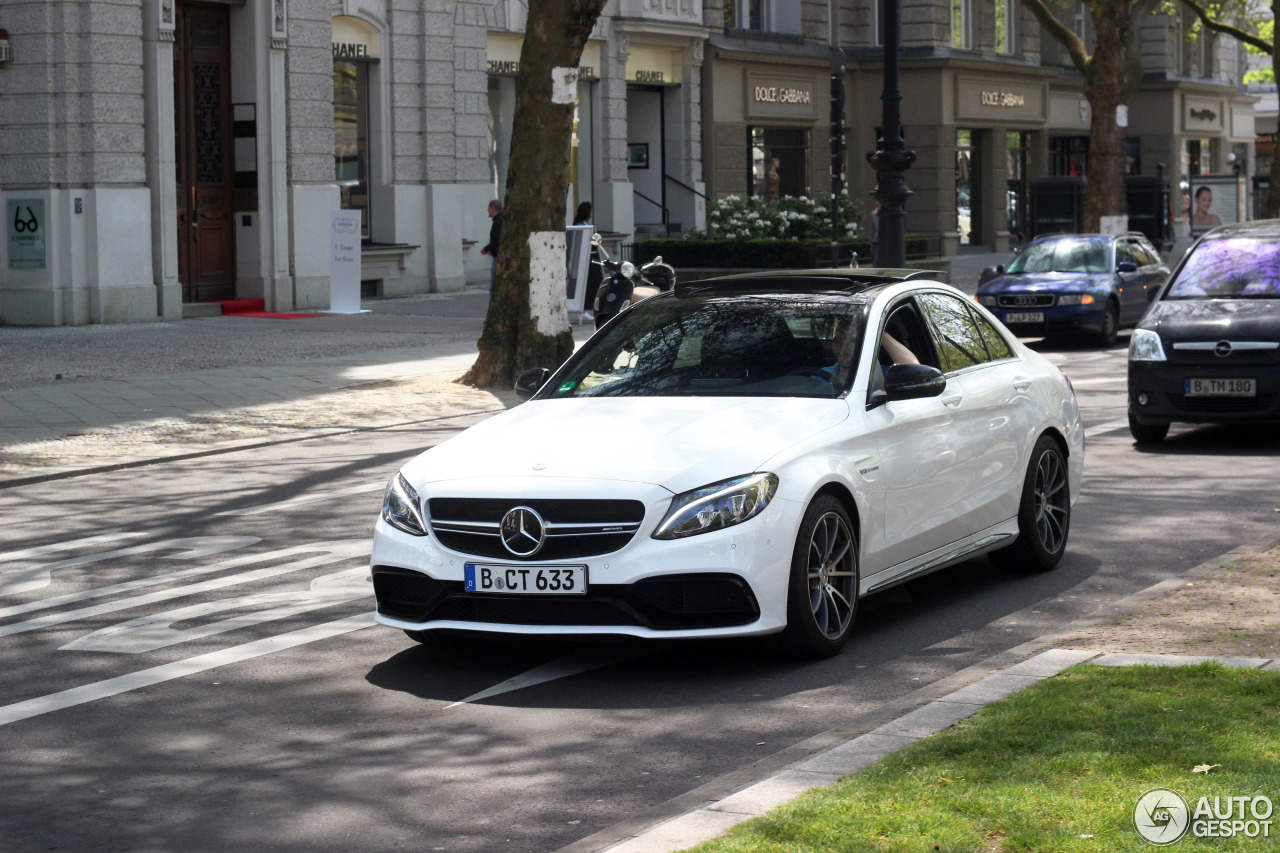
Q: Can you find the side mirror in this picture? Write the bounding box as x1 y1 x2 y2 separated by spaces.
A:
591 233 603 247
882 364 947 401
996 264 1005 275
514 367 552 401
1117 261 1138 273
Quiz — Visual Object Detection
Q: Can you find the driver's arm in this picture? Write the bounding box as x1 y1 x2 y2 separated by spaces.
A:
879 331 920 365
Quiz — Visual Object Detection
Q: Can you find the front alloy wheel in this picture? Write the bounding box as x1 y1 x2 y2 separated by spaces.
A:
778 495 859 658
990 435 1071 573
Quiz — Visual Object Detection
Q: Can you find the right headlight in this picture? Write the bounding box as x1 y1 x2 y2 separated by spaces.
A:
382 472 428 536
1129 329 1167 362
652 473 778 540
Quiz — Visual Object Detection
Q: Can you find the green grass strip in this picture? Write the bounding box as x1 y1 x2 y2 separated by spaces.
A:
685 663 1280 852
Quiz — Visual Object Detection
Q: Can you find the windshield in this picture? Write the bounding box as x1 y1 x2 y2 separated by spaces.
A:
1006 238 1110 274
1166 237 1280 299
543 294 865 399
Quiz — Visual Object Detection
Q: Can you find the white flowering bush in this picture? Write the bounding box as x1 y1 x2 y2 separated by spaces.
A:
708 192 862 241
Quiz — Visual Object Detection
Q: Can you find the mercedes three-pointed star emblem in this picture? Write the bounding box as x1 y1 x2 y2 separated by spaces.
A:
500 506 546 557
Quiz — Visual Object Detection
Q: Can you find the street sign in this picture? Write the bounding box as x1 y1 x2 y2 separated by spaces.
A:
8 199 46 270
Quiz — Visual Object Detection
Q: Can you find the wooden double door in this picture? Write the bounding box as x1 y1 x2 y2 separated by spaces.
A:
174 1 236 303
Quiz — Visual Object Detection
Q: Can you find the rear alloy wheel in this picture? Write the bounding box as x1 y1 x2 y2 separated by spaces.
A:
989 436 1071 573
777 495 859 658
1128 412 1169 444
1096 301 1119 347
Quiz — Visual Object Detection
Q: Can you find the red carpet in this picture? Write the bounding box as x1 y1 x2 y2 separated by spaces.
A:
216 298 324 319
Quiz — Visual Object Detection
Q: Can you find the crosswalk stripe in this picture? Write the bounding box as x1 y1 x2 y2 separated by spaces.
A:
0 533 147 564
0 613 374 727
214 482 385 517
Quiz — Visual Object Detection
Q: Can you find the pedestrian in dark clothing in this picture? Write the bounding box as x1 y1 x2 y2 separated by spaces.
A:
481 199 502 291
573 201 602 322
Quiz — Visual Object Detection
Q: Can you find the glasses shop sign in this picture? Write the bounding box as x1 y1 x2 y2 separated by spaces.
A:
8 199 45 270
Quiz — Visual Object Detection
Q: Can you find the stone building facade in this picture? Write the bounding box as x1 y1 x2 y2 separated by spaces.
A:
0 1 1256 325
0 0 711 326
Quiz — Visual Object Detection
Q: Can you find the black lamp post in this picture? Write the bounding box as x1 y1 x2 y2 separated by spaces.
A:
866 0 916 268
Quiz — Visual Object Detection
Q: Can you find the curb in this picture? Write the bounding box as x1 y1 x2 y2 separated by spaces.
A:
0 405 505 490
558 532 1280 853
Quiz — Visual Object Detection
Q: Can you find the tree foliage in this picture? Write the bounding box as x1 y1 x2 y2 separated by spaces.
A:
1020 0 1164 231
461 0 608 389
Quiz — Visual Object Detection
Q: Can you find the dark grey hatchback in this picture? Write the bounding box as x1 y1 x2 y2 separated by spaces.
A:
1128 220 1280 443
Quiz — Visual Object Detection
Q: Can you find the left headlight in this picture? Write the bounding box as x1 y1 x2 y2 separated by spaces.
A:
382 472 428 536
1129 328 1167 362
652 473 779 540
976 295 998 307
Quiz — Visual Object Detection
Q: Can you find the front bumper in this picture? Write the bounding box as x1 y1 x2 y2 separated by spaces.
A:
994 304 1107 338
369 488 802 640
1128 361 1280 424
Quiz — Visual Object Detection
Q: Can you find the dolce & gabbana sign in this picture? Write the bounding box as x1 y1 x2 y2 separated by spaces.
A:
957 77 1045 122
745 71 817 120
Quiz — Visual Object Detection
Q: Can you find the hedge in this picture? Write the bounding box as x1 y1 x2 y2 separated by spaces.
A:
632 236 932 269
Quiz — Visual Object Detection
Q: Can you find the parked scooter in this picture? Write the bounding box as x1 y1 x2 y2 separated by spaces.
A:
591 234 676 329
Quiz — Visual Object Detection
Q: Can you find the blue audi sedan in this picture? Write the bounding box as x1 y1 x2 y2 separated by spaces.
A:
975 233 1169 346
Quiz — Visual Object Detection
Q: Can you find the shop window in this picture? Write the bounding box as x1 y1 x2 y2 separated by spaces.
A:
1124 137 1142 175
334 41 373 239
1050 136 1088 177
748 127 811 200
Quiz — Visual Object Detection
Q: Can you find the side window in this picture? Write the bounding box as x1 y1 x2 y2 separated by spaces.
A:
1137 241 1162 267
877 301 938 371
969 306 1013 361
1117 241 1139 268
917 293 989 372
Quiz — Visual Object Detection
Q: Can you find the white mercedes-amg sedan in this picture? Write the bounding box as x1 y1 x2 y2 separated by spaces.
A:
371 270 1084 658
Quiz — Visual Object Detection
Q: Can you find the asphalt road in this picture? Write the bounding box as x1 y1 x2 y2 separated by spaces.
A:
2 336 1278 853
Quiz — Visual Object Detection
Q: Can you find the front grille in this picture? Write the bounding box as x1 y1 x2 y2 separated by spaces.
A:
997 294 1055 308
1167 343 1280 367
427 498 646 561
372 569 759 630
1166 392 1277 413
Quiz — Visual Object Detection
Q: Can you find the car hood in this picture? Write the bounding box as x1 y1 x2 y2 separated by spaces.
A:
1142 298 1280 338
980 271 1110 293
402 396 851 495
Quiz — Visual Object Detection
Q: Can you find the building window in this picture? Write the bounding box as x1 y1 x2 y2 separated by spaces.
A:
1050 136 1089 176
724 0 801 35
952 0 970 49
748 127 811 200
874 0 885 47
995 0 1015 53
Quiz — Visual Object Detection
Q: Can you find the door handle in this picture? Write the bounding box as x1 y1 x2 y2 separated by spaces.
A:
1012 377 1033 392
940 394 963 408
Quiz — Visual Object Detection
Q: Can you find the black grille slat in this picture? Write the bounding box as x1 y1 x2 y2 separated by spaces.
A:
998 294 1055 308
428 498 645 523
432 530 637 561
372 570 760 630
427 498 647 561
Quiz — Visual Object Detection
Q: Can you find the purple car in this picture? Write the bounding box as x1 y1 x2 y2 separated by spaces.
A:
975 233 1169 346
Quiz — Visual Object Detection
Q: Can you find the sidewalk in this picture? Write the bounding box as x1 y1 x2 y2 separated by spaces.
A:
0 289 596 486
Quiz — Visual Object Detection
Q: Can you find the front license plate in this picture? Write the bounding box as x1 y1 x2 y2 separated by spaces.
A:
1004 312 1044 324
464 563 587 595
1184 378 1256 397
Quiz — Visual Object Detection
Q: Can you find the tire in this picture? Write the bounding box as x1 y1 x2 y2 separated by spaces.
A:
989 435 1071 573
776 495 859 659
1128 412 1169 444
1096 301 1119 347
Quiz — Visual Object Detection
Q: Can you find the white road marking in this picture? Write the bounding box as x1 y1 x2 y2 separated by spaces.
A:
0 613 374 727
0 533 147 564
0 540 369 637
0 536 259 597
444 646 641 710
215 482 385 517
0 537 274 620
62 567 370 654
1085 419 1131 439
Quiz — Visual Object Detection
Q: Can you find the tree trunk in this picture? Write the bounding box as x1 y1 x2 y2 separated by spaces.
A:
461 0 607 389
1082 3 1129 232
